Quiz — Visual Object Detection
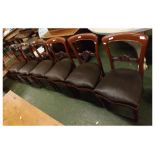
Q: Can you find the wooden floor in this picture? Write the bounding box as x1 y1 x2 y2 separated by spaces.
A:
3 90 63 126
42 28 79 38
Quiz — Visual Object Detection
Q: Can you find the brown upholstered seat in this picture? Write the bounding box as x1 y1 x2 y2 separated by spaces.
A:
95 69 142 107
9 61 27 73
66 63 101 88
30 60 54 77
45 58 74 81
18 60 38 75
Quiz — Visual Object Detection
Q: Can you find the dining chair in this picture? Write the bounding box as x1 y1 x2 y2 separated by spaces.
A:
94 32 148 121
66 33 104 101
44 37 75 89
7 44 27 80
27 40 55 86
16 42 40 83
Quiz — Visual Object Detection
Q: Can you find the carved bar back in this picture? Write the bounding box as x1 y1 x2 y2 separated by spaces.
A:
68 33 104 75
102 32 148 77
46 37 74 64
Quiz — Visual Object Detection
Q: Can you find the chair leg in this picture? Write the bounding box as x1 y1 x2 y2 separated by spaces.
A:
47 81 59 91
18 75 30 84
133 109 138 122
17 75 25 83
67 85 80 98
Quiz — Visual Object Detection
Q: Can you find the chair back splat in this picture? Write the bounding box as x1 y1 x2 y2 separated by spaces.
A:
102 32 148 77
18 43 37 61
30 40 51 61
9 44 27 61
68 33 104 75
46 37 74 65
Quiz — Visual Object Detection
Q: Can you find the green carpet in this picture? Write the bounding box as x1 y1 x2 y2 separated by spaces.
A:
3 42 152 125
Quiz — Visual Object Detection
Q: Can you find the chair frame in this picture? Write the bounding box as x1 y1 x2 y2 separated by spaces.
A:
15 42 38 83
66 33 104 101
26 40 54 86
96 32 148 121
7 44 27 81
45 37 75 90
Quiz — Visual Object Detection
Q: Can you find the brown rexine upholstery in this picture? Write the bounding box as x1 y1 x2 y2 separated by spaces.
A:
9 61 27 73
30 60 54 77
66 63 101 88
95 69 142 107
45 58 74 81
18 60 39 75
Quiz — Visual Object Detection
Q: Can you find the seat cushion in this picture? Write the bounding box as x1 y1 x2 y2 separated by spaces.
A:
18 60 39 75
45 58 74 81
9 61 27 73
30 60 54 77
66 63 101 88
94 69 143 107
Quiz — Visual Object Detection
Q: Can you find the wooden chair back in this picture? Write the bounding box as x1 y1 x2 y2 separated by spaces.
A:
102 32 148 77
9 44 27 61
46 37 74 64
68 33 104 74
30 40 50 61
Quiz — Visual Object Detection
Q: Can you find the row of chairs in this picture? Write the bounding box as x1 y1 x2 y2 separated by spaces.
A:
7 32 148 121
